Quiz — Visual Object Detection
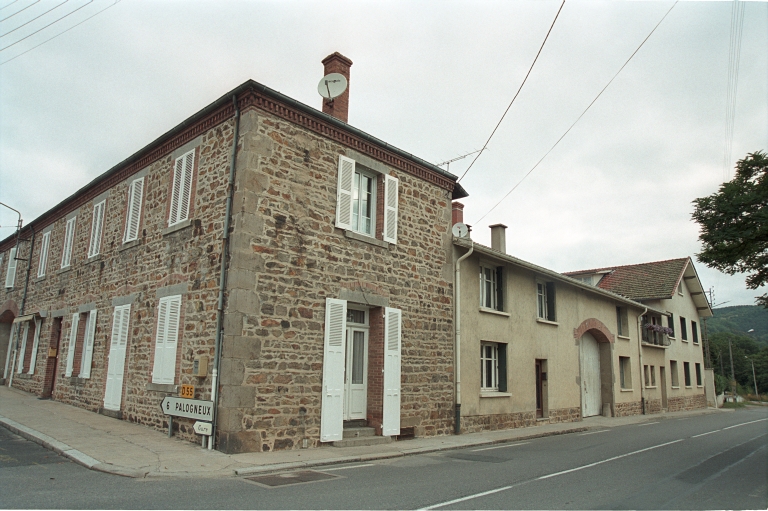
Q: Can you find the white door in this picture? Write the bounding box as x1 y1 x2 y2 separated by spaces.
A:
344 328 368 420
580 332 601 417
104 305 130 411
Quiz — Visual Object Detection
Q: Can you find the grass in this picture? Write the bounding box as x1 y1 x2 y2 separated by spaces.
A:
722 401 748 409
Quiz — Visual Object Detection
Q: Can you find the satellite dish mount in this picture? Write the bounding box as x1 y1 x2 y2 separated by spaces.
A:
318 73 348 106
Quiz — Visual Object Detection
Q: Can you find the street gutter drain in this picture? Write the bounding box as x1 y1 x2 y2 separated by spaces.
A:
244 470 340 487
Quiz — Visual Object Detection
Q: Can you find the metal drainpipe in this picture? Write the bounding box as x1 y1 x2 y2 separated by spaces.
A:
8 226 35 389
453 241 474 435
209 95 240 450
636 307 648 414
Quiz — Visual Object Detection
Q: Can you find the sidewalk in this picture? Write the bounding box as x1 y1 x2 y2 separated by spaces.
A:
0 386 727 479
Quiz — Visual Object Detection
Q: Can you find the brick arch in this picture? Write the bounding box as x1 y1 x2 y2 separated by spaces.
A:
0 300 19 322
574 318 614 343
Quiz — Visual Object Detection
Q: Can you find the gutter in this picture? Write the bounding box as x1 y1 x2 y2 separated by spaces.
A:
8 225 35 388
453 240 474 435
210 94 241 450
637 306 648 414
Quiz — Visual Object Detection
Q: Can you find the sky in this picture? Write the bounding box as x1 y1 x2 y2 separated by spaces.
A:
0 0 766 308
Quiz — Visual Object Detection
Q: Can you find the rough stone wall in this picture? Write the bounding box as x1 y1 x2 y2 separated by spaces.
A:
461 407 580 434
615 400 642 417
645 398 662 414
217 108 455 453
668 394 706 412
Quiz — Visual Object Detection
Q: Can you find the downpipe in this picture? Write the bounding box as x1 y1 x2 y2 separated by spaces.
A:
454 241 474 435
7 225 35 389
637 307 648 414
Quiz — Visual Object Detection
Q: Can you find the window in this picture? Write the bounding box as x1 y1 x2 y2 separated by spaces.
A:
683 362 691 387
335 155 399 243
152 295 182 384
537 281 556 321
650 365 656 386
481 342 507 392
691 321 699 344
169 150 195 227
64 310 97 379
37 231 51 277
124 177 144 242
695 363 702 386
679 317 688 341
678 283 683 296
670 360 679 387
616 307 629 336
667 313 675 338
61 216 76 268
4 247 17 288
88 200 106 257
619 356 632 389
644 365 650 387
480 265 503 311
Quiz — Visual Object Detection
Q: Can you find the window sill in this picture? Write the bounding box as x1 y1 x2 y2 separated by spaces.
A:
671 385 680 389
163 219 192 237
620 388 634 392
480 392 512 398
34 276 46 283
119 239 140 252
57 267 72 275
479 307 510 317
536 318 558 326
617 335 631 341
641 342 669 349
685 386 692 389
68 377 88 385
697 385 704 388
693 343 699 346
86 254 101 264
15 373 32 380
644 386 657 389
344 229 391 249
146 383 177 393
681 339 689 343
668 336 676 341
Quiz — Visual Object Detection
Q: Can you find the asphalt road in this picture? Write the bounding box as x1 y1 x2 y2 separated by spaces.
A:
1 407 766 510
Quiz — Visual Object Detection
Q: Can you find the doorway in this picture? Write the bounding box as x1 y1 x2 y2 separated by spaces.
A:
535 359 547 419
344 308 368 421
580 332 602 417
660 366 668 411
42 318 62 398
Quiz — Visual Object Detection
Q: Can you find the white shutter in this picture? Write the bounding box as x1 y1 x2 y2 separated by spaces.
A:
320 298 347 442
61 217 76 268
65 313 79 377
16 322 29 374
5 247 17 288
152 295 181 384
382 307 402 436
169 151 194 226
382 174 399 244
4 323 15 378
79 310 98 378
335 156 355 230
170 157 183 226
38 231 51 277
27 318 41 375
88 201 105 257
124 178 144 242
104 305 130 411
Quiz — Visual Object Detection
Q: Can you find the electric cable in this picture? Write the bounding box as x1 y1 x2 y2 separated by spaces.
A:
0 0 39 22
473 1 678 225
0 0 92 52
1 0 69 39
722 0 745 181
457 0 566 183
0 0 22 12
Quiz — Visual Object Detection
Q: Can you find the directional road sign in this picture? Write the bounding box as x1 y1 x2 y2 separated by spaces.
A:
193 421 212 436
160 396 213 421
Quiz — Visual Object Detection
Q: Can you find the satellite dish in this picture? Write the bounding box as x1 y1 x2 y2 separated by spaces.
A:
318 73 348 100
452 223 469 238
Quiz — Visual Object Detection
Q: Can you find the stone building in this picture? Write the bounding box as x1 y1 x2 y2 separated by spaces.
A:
0 53 467 453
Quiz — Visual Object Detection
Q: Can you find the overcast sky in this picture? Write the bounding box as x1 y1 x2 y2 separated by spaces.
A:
1 0 766 307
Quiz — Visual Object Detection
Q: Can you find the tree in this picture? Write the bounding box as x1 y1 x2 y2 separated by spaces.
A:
692 151 768 307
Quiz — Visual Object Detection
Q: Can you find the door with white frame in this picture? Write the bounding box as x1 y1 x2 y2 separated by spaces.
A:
580 332 602 417
344 308 368 421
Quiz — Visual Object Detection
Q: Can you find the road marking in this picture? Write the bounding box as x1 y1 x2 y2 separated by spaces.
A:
321 463 374 471
636 422 659 427
420 481 530 510
692 430 721 438
472 442 530 452
722 418 768 430
579 430 608 436
537 439 683 480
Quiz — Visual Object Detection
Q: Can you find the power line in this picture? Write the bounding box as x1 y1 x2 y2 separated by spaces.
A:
473 1 678 225
0 0 39 22
0 0 92 52
457 0 566 183
0 0 22 12
722 0 745 182
1 0 69 39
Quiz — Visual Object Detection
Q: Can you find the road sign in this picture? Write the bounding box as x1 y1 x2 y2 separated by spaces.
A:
193 421 212 436
160 396 213 421
179 384 195 399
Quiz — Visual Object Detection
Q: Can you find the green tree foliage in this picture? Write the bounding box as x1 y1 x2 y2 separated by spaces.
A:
708 331 767 395
708 305 768 345
692 151 768 307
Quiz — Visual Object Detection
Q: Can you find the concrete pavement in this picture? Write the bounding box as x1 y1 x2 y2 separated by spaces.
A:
0 385 729 479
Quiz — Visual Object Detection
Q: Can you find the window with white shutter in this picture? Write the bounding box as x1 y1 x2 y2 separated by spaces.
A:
169 151 195 227
27 318 41 375
382 307 402 437
123 178 144 242
335 156 355 230
382 174 399 243
5 247 17 288
104 305 131 411
321 298 347 442
79 310 97 378
15 322 29 374
38 231 51 277
65 313 79 377
61 217 76 268
88 201 106 257
152 295 182 384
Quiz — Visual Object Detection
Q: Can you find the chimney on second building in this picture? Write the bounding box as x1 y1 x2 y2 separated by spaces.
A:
490 224 507 254
322 52 353 123
452 202 464 226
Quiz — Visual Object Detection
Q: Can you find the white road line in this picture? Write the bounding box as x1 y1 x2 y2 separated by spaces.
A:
636 422 660 427
472 442 530 452
321 463 375 471
579 430 609 436
692 430 721 438
537 439 684 480
420 482 528 510
722 418 768 430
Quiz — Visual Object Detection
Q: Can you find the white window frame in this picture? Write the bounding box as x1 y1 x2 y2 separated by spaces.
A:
61 217 77 268
37 231 51 277
351 167 376 237
5 247 17 288
169 150 195 227
537 281 556 321
479 265 498 310
124 177 144 243
88 200 106 258
15 322 29 374
481 342 499 392
152 295 182 384
27 318 42 375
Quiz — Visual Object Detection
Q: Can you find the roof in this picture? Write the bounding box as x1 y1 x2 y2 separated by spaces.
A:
453 237 664 315
565 257 713 318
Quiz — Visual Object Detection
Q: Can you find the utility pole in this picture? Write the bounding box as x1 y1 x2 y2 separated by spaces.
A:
728 337 736 400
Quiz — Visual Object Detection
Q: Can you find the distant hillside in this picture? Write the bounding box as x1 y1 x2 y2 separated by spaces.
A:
707 305 768 345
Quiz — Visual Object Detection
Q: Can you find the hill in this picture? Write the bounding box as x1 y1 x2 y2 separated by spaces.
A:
707 305 768 345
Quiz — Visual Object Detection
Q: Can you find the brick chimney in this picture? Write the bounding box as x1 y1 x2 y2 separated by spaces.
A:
490 224 507 254
452 202 464 226
321 52 353 123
